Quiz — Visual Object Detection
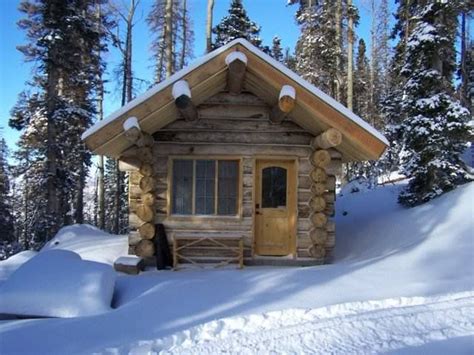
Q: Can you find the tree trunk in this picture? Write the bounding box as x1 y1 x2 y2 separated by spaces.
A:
97 83 105 229
165 0 173 78
113 161 121 234
369 0 376 126
46 61 59 241
206 0 214 53
347 0 354 111
180 0 187 69
460 11 467 107
335 0 342 102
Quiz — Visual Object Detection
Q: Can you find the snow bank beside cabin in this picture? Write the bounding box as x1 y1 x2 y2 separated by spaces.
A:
0 183 472 354
0 250 115 318
0 251 37 281
42 224 128 265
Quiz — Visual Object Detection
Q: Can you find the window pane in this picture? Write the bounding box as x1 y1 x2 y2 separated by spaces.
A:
262 167 287 208
218 161 238 215
172 160 193 214
195 160 215 214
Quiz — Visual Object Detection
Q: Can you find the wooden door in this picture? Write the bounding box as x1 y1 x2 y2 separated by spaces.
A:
254 159 296 256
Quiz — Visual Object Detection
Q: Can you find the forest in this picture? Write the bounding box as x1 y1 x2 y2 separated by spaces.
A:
0 0 472 258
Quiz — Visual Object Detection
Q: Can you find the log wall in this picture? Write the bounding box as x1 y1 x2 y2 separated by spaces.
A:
127 92 342 263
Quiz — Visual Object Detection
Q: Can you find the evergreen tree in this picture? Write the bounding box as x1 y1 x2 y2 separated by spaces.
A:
354 39 370 120
398 1 472 206
270 36 284 62
293 1 344 99
0 135 14 245
104 158 128 234
213 0 262 49
11 0 108 243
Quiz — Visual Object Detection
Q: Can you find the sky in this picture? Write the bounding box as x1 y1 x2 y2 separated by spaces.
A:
0 0 387 153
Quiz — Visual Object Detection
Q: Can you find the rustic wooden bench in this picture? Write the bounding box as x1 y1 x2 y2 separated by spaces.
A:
172 234 244 270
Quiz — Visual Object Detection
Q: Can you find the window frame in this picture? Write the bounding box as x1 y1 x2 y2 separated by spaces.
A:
168 156 243 219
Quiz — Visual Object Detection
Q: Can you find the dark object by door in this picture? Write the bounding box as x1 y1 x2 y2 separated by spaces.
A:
154 224 173 269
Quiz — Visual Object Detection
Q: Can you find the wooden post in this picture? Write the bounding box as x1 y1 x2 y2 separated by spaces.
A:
225 52 247 95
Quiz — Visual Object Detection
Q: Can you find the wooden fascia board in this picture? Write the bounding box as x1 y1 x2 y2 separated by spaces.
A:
84 46 237 157
238 45 387 161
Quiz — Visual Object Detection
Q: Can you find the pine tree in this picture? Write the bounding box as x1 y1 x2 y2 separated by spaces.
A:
398 1 472 206
354 39 370 121
213 0 263 49
0 136 14 245
11 0 108 243
293 1 345 99
270 36 284 62
147 0 194 83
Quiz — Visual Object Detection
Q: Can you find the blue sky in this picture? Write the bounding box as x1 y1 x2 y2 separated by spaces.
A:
0 0 385 152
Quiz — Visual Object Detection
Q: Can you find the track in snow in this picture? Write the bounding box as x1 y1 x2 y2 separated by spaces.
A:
109 292 474 354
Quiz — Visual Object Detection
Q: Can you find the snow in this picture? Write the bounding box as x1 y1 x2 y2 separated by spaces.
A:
122 116 139 132
0 250 115 318
224 51 248 66
42 224 128 265
115 256 142 267
0 182 472 353
81 39 388 148
171 80 191 99
0 251 37 281
279 84 296 100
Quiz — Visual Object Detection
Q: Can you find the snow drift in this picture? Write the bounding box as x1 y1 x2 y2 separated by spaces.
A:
42 224 128 265
0 182 472 354
0 250 116 318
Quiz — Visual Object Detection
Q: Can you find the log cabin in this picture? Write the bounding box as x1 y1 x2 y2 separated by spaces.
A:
82 39 388 268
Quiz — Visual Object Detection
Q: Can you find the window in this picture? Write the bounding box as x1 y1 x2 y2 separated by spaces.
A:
172 159 239 216
261 167 287 208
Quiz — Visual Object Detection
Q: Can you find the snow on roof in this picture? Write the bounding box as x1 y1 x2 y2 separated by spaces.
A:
82 39 388 146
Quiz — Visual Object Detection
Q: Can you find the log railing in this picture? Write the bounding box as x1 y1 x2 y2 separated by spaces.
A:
172 234 244 270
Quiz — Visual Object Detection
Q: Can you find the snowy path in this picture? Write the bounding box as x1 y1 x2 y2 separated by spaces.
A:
117 292 474 354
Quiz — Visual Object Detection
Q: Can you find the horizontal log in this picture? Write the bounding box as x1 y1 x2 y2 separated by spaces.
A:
135 239 155 258
119 158 140 172
310 196 326 212
139 163 154 177
136 205 154 223
198 104 269 120
141 192 156 206
310 212 327 228
310 228 328 244
226 52 247 95
139 176 155 193
139 222 156 239
162 117 305 132
310 168 328 183
311 128 342 149
153 131 312 145
138 146 154 163
203 92 266 106
278 85 296 113
310 149 331 168
152 143 312 157
309 244 326 259
172 80 198 122
123 116 141 143
128 231 141 246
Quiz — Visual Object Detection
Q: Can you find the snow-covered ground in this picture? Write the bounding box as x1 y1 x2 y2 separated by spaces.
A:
0 182 473 354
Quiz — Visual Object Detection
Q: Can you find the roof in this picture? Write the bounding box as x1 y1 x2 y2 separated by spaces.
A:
82 38 388 161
